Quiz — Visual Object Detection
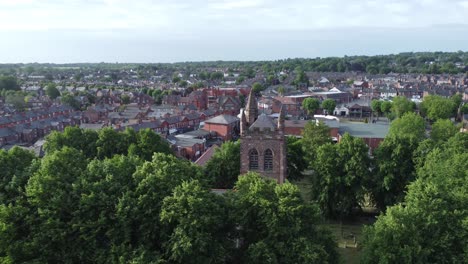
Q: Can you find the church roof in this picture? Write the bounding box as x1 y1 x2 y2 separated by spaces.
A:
249 114 276 131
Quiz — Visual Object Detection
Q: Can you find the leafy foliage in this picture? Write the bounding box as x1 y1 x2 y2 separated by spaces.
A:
301 121 332 165
321 99 336 115
390 96 415 118
302 97 320 116
361 133 468 263
230 172 338 263
204 141 240 189
420 95 457 120
311 134 371 218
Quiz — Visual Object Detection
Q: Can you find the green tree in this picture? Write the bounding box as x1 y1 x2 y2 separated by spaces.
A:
292 67 309 87
361 139 467 263
380 101 392 117
115 153 205 257
74 155 143 262
252 82 264 94
302 97 320 116
5 93 26 111
60 93 80 110
372 135 419 209
391 96 415 118
160 180 228 263
45 83 60 99
370 99 382 119
321 99 336 115
388 112 426 140
230 172 338 263
430 119 458 142
24 147 88 262
128 128 172 161
301 121 331 165
311 134 371 218
286 136 307 181
44 126 99 158
96 127 131 159
0 76 20 91
0 147 37 205
420 95 456 120
204 141 240 189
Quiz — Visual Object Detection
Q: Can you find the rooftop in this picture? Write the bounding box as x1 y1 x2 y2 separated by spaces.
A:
338 123 389 139
249 114 277 131
205 114 239 125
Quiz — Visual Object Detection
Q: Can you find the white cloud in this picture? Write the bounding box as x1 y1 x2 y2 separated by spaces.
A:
0 0 467 32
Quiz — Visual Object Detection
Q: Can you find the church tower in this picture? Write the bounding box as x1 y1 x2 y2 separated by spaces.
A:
240 93 287 183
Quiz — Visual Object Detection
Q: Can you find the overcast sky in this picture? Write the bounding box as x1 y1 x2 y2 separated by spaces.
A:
1 0 468 63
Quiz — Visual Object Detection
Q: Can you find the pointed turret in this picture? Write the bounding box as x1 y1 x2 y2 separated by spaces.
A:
240 109 247 136
245 88 257 126
278 105 285 131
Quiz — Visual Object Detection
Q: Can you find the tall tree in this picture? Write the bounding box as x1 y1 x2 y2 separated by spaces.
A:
0 147 37 205
361 138 467 263
321 99 336 115
391 96 415 118
370 99 382 119
311 134 371 218
388 112 426 140
230 172 338 263
302 97 320 116
286 136 307 181
420 95 456 120
430 119 458 143
372 135 419 209
160 180 228 263
301 121 332 165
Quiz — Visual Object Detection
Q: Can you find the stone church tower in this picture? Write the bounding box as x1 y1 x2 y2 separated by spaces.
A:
240 90 287 183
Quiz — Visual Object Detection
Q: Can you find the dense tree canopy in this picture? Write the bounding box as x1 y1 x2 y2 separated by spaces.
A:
311 133 371 218
420 95 457 120
361 133 468 263
301 121 332 165
390 96 415 119
204 141 240 189
45 126 172 161
0 75 20 91
230 172 338 264
388 112 426 140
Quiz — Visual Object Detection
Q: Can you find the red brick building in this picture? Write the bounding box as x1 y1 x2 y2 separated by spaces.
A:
202 114 239 141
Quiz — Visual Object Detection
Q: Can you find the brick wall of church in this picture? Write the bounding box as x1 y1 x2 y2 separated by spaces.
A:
240 133 287 183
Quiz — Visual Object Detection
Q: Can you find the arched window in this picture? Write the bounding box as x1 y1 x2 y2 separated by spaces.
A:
249 149 259 170
264 149 273 171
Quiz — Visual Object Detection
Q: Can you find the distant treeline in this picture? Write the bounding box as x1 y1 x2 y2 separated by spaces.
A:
1 51 467 75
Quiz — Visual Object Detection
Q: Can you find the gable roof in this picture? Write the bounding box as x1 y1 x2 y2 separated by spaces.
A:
249 114 276 131
204 114 239 125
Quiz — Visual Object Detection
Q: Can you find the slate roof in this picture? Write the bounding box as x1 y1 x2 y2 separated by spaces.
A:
249 114 276 131
204 114 239 125
338 123 389 139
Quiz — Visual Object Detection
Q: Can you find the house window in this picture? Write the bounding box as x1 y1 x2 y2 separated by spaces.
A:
264 149 273 171
249 149 259 170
